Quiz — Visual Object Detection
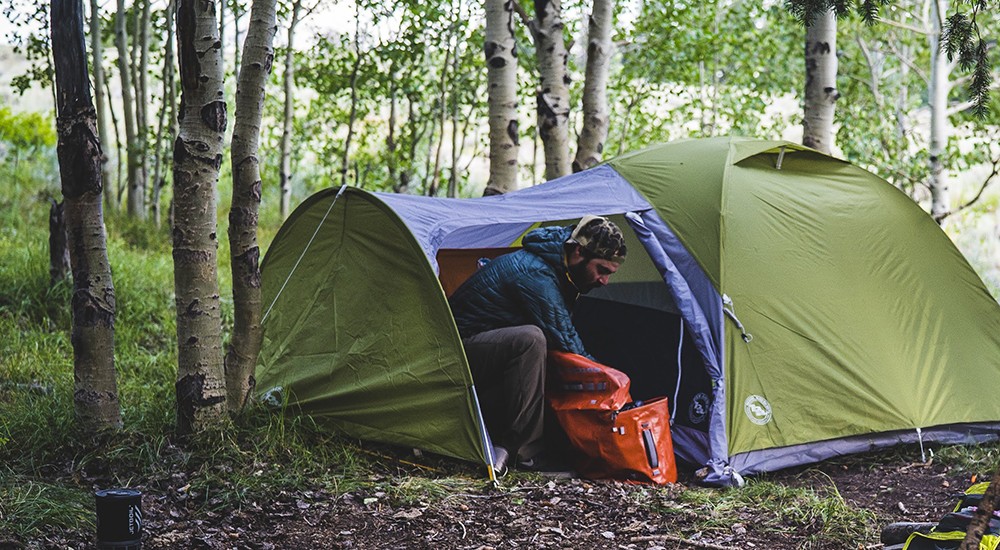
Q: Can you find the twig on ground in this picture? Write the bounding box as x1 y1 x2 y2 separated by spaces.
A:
630 534 738 549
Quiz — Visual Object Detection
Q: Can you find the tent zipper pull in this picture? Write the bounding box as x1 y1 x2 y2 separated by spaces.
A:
722 294 753 343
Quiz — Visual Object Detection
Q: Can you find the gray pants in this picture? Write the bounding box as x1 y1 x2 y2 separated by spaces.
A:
462 325 546 462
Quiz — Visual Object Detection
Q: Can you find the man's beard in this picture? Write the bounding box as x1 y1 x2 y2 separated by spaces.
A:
568 260 597 294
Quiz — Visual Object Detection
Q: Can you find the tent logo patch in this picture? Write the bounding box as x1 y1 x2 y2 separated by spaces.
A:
688 392 710 425
744 395 772 425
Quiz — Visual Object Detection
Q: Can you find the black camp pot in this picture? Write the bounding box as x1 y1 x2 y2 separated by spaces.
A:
95 488 142 549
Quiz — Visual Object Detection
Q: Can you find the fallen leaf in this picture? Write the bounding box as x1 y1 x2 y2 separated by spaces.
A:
393 509 424 519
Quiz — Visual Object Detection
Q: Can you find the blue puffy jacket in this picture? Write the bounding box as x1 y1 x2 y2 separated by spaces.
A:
448 225 591 357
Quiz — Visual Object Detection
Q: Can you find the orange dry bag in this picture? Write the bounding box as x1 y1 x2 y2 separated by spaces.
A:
546 351 677 484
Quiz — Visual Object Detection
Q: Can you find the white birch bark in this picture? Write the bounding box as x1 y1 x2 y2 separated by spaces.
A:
278 0 301 218
802 9 839 155
138 0 151 210
573 0 613 173
483 0 519 195
928 0 950 223
115 0 144 217
234 0 243 77
431 40 453 197
151 0 177 227
52 0 122 432
534 0 571 180
89 0 112 208
227 0 278 412
173 0 228 433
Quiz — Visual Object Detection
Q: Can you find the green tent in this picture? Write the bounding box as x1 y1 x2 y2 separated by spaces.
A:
257 137 1000 486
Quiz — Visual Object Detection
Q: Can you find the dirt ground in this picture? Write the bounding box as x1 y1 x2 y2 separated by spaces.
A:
5 445 981 550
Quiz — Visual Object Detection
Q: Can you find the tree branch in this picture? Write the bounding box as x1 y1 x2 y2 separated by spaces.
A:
935 151 1000 223
510 0 536 37
886 39 929 85
880 17 931 36
855 34 883 103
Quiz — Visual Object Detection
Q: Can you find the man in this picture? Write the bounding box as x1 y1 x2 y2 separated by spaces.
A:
448 215 628 474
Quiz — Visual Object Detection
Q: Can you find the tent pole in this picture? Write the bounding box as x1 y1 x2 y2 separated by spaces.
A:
262 185 348 323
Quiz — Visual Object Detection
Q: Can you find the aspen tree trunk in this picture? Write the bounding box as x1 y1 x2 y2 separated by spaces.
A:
105 80 124 205
233 0 243 77
173 0 228 434
167 73 179 228
226 0 277 412
341 17 361 188
573 0 613 173
51 0 122 432
483 0 519 196
928 0 950 223
395 95 419 193
388 75 398 192
430 45 452 197
115 0 144 217
423 117 436 193
89 0 112 208
151 0 177 227
449 41 460 198
138 0 151 195
278 0 301 218
219 0 226 76
533 0 571 180
802 9 839 155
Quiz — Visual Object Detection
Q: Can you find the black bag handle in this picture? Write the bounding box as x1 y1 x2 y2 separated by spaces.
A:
642 428 659 469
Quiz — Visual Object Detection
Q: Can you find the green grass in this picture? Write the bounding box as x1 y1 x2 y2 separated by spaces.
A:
0 147 486 543
635 475 879 547
0 471 94 541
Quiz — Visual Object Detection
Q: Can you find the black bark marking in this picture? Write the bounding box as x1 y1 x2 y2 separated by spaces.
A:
234 246 262 288
201 101 227 133
809 41 831 55
182 298 205 317
229 206 260 227
173 248 213 264
57 111 103 200
72 287 116 328
74 389 119 405
177 0 200 92
506 119 519 146
176 373 226 432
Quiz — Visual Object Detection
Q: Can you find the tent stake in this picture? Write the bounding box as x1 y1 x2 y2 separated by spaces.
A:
916 427 926 462
775 146 786 170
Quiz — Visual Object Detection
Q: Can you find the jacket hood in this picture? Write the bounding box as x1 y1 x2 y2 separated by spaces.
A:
522 226 572 272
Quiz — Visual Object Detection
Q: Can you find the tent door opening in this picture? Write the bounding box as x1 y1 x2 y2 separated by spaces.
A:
573 296 713 436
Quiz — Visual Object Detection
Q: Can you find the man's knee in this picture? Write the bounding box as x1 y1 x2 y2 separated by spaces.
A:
506 325 546 356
